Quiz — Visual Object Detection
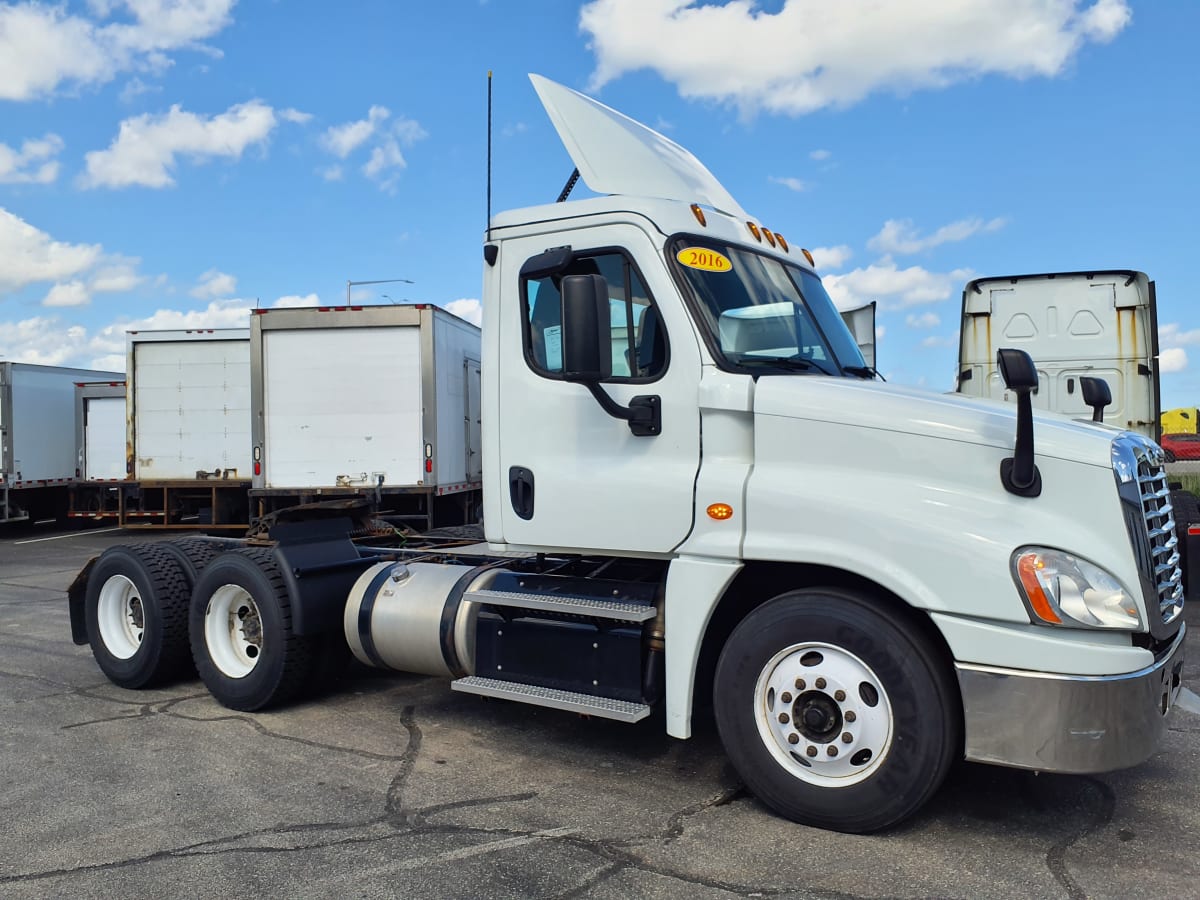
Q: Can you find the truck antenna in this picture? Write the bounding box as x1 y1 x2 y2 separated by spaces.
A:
486 70 493 243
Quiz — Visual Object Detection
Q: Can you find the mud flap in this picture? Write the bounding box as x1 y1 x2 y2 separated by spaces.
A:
68 556 98 645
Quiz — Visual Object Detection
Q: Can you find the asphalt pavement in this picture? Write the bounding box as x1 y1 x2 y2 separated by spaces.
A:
1 525 1198 898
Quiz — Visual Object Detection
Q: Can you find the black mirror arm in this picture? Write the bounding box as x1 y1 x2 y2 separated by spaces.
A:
580 382 661 437
1001 390 1042 497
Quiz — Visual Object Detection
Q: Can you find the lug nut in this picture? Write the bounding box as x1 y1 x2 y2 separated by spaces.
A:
780 691 792 704
788 733 799 745
827 746 838 757
815 677 827 689
806 746 818 758
834 690 846 702
841 732 853 743
778 713 790 724
845 711 857 723
795 678 806 690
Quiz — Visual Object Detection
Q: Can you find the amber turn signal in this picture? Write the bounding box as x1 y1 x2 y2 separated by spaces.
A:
706 503 734 521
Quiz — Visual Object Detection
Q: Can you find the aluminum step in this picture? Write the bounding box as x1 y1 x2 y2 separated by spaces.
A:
451 676 651 723
465 588 656 622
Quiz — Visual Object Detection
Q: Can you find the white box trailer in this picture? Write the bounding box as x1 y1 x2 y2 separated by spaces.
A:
123 329 252 530
249 305 482 528
67 381 127 521
956 270 1160 441
0 362 123 524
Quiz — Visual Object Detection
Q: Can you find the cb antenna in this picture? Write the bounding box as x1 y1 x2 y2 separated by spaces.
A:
486 70 492 243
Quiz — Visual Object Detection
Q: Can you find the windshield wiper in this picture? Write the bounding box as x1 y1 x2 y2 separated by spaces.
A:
843 364 886 381
737 355 836 376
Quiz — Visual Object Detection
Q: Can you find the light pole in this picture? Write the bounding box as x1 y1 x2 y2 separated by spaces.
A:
346 277 413 304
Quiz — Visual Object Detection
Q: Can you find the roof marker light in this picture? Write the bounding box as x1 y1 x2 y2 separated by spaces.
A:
690 204 707 227
776 233 789 252
801 248 815 267
747 222 762 241
762 228 777 248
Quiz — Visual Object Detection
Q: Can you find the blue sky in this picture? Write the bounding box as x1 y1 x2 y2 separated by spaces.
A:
1 1 1197 406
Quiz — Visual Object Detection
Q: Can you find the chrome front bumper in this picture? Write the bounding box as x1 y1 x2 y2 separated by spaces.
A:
956 623 1187 773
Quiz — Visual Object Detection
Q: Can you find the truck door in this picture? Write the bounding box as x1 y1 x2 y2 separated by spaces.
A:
494 226 702 553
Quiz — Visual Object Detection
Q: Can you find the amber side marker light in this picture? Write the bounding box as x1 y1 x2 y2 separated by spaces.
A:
1016 553 1062 624
707 503 734 521
762 228 777 248
801 248 815 267
690 203 707 227
747 222 762 242
776 233 789 252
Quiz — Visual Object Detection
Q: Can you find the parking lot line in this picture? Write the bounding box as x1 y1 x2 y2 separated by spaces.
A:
12 527 122 546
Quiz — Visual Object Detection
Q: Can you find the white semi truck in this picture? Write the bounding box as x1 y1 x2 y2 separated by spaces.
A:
70 75 1186 833
1 362 123 524
957 270 1160 440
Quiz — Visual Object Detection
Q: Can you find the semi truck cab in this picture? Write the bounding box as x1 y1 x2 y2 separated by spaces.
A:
71 75 1187 833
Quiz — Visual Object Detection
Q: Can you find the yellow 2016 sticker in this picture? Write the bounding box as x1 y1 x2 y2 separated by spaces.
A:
676 247 732 273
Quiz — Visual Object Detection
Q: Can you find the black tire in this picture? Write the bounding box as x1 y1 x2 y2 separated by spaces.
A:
159 538 225 584
713 588 960 833
189 548 318 711
84 544 193 689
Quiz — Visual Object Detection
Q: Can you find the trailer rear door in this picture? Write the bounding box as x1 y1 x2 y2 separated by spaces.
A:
84 396 126 480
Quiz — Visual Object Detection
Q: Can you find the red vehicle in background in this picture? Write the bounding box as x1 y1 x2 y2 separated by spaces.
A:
1161 433 1200 461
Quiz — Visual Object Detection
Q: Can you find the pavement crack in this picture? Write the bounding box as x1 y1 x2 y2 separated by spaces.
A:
554 861 626 899
1044 776 1116 900
661 784 747 845
385 704 423 826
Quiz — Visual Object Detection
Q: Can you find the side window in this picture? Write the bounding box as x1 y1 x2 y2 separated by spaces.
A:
522 251 667 380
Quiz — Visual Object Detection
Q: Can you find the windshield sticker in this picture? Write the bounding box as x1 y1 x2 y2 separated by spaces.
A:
676 247 732 273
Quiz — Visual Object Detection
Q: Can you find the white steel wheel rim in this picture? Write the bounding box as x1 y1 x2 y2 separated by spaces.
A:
97 574 144 659
205 585 264 679
753 641 894 788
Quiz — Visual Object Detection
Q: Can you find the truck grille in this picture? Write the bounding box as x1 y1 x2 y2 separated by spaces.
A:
1122 438 1185 627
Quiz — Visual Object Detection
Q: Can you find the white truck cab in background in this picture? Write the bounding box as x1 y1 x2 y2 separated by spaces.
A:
957 270 1159 439
73 75 1187 834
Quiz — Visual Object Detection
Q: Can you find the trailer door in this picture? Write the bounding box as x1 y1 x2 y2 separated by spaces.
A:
465 359 482 482
84 396 126 480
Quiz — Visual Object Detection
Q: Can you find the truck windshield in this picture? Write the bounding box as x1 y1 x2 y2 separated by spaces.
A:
670 238 865 375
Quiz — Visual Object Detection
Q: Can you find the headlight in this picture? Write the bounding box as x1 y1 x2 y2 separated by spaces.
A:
1011 547 1143 630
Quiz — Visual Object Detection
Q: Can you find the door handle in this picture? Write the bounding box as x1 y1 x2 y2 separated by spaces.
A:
509 466 535 520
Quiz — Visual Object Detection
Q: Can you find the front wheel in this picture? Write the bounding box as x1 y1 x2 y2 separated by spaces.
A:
714 589 960 833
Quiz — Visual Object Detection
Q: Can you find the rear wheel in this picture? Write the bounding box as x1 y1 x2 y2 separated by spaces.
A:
189 549 318 711
714 588 959 833
85 544 193 688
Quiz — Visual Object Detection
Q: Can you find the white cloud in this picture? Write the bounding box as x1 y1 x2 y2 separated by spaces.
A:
905 311 941 329
769 175 807 192
580 0 1130 116
321 106 390 158
810 149 831 161
868 217 1007 255
279 108 312 125
0 208 103 292
443 298 483 327
319 106 427 191
823 259 973 311
0 0 236 102
0 316 91 366
190 269 237 300
1159 323 1200 347
271 293 319 308
42 280 92 308
1160 347 1188 374
0 133 65 184
808 245 853 270
89 260 145 293
80 100 284 189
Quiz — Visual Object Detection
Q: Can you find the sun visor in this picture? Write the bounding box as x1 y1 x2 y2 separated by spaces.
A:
530 74 746 218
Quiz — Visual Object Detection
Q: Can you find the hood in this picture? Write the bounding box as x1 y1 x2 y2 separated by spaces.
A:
529 74 747 218
753 375 1118 468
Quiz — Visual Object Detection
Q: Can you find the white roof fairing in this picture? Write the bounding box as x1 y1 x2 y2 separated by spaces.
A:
529 74 747 218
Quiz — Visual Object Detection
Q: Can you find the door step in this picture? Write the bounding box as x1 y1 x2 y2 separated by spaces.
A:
451 676 651 723
465 588 656 622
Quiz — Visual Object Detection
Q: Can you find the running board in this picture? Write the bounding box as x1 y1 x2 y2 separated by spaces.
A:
465 588 656 622
451 676 651 723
